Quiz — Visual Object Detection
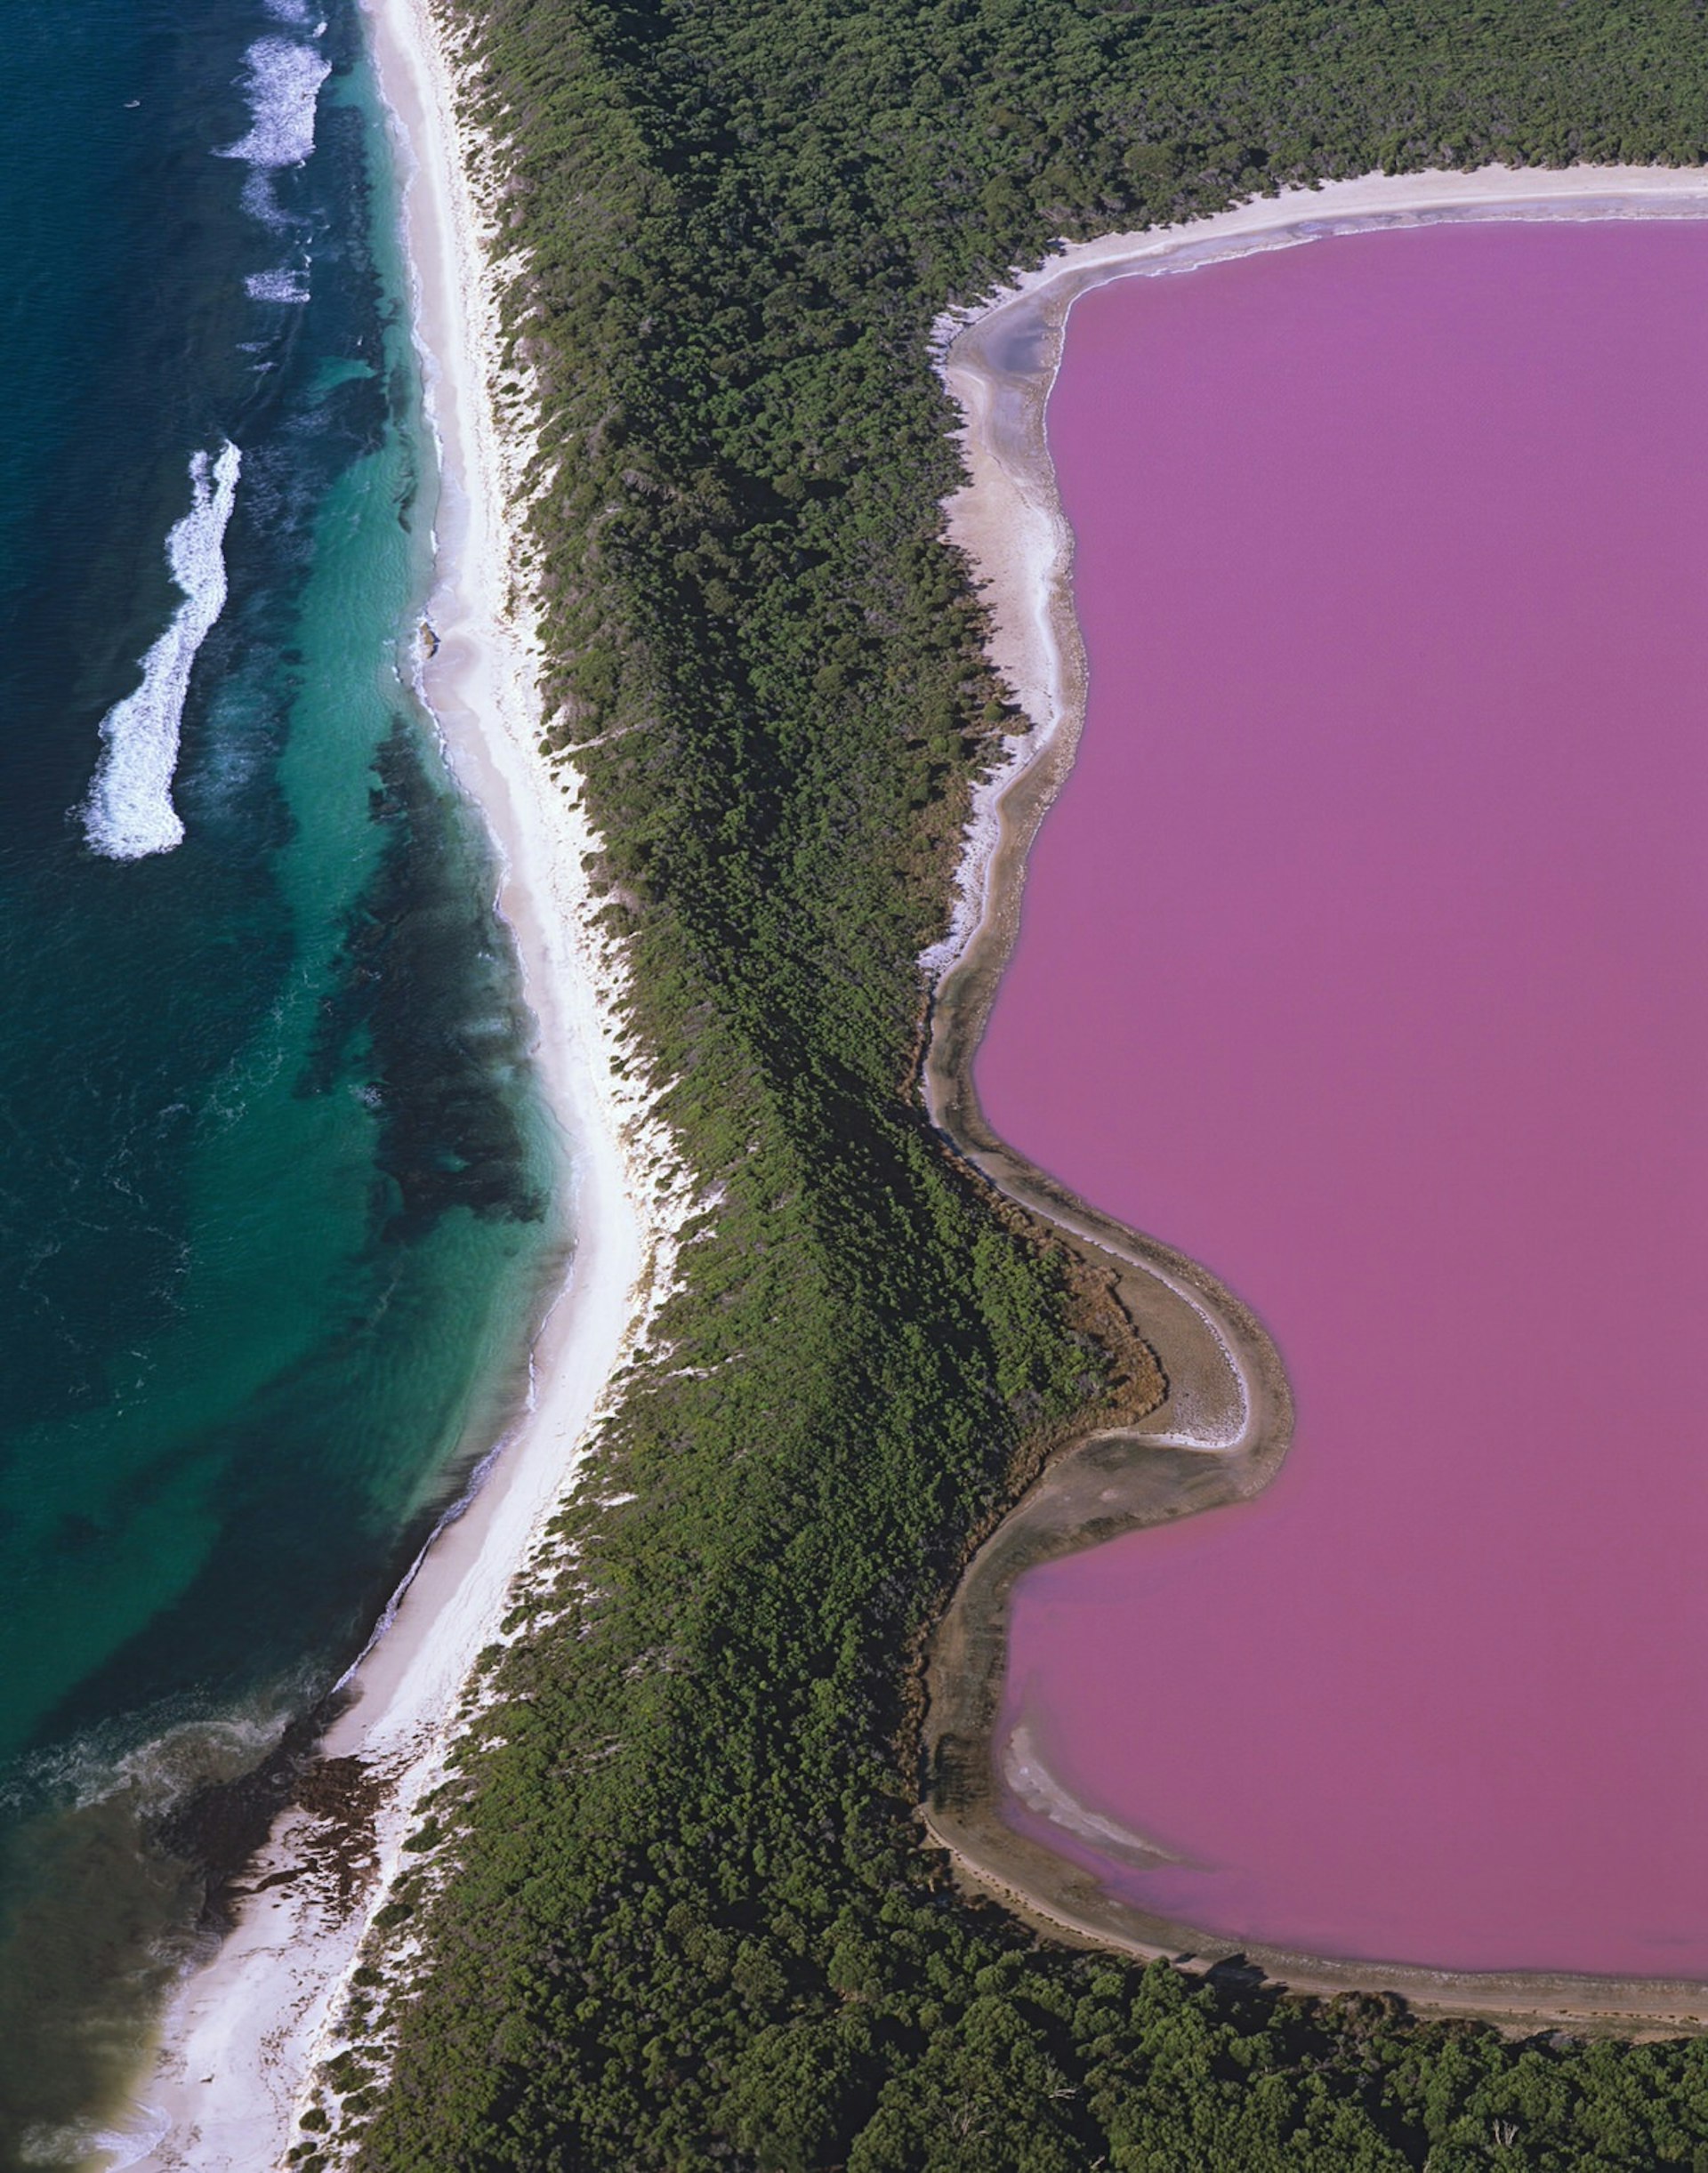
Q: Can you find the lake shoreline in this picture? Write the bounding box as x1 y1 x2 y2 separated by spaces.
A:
920 163 1708 2032
123 0 693 2164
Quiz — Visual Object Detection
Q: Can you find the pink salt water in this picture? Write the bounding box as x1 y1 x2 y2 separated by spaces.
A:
979 221 1708 1978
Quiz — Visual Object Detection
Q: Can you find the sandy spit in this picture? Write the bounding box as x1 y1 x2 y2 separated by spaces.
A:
109 1 697 2166
920 163 1708 2029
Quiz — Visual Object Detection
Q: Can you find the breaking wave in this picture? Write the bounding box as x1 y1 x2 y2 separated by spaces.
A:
81 442 242 862
0 1688 300 1831
217 38 330 171
19 2102 169 2170
246 266 310 303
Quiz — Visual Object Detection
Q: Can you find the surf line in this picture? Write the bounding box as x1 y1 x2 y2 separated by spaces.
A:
81 441 242 864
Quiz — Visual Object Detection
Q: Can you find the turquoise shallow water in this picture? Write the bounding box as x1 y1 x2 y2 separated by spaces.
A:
0 1 567 2159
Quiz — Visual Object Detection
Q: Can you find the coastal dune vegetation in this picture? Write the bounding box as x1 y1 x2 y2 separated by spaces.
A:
311 0 1708 2166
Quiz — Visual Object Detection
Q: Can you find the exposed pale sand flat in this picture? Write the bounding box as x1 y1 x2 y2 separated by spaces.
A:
922 165 1708 2027
116 0 692 2166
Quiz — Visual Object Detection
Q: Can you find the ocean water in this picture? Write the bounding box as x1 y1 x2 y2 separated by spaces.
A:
981 222 1708 1976
0 0 567 2160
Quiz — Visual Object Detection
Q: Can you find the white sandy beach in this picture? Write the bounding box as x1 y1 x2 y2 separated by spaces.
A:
117 0 692 2165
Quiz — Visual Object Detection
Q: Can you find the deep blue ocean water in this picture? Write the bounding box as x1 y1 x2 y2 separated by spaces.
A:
0 2 567 2159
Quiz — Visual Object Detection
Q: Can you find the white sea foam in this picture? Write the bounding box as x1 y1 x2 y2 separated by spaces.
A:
246 266 310 302
20 2105 170 2171
218 37 329 170
87 2110 172 2173
0 1677 310 1834
263 0 314 20
81 443 242 862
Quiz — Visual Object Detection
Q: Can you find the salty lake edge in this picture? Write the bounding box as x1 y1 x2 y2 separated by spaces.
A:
919 164 1708 2033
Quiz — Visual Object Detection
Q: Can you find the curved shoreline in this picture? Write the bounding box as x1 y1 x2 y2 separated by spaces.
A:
919 163 1708 2032
122 2 695 2165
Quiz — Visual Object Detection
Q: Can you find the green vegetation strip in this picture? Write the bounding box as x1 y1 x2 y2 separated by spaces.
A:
311 2 1708 2166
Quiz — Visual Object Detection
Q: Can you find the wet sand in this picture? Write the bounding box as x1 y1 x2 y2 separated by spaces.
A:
920 165 1708 2028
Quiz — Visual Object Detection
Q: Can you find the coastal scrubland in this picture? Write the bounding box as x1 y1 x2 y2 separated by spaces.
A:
310 1 1708 2166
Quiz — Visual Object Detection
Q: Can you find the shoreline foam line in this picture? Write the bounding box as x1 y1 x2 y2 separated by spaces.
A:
82 442 242 864
919 164 1708 2032
220 30 332 233
218 36 331 172
123 0 696 2161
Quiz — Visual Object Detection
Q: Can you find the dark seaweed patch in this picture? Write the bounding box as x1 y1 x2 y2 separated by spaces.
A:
301 715 546 1239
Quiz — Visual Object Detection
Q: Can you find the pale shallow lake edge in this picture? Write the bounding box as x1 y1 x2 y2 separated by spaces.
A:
918 164 1708 2033
113 0 702 2165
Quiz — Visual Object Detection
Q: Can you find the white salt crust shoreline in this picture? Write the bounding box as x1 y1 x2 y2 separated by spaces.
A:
117 0 697 2165
923 169 1708 1496
923 163 1708 2024
926 164 1708 997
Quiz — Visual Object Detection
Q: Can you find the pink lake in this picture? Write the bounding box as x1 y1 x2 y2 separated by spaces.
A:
979 222 1708 1977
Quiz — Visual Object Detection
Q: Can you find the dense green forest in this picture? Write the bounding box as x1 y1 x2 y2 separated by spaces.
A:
300 1 1708 2166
